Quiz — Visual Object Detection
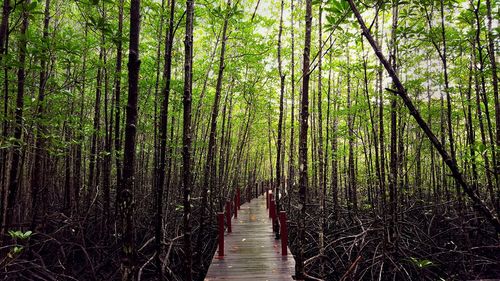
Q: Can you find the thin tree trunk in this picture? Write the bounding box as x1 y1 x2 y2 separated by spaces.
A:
376 12 387 215
288 0 295 205
388 1 399 239
114 0 124 201
64 64 74 213
331 59 339 219
486 0 500 213
154 0 175 276
267 109 274 183
466 45 478 192
275 0 285 239
74 25 89 216
297 0 312 277
362 36 381 210
87 38 104 209
346 52 357 214
197 0 231 270
474 0 497 210
119 0 141 279
439 0 458 198
182 0 195 278
316 0 325 258
0 0 9 56
472 34 493 213
0 0 10 199
30 0 51 229
5 0 30 231
102 2 112 233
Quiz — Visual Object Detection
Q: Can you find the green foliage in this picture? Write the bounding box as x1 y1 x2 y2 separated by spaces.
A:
325 0 352 29
5 231 33 258
409 257 434 269
8 230 33 240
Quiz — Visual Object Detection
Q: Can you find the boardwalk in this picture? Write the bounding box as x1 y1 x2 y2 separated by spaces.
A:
205 195 295 280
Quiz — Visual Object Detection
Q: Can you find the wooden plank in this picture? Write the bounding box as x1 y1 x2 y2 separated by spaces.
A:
205 195 295 280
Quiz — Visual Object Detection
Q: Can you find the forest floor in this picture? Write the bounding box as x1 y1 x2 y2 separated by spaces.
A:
285 194 500 281
1 193 500 281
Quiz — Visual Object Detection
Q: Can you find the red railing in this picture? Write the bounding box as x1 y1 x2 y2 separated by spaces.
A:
279 211 288 256
217 187 286 258
217 212 224 257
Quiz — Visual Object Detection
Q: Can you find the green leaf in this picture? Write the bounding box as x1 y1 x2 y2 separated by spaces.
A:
8 230 33 240
21 231 33 239
325 0 351 27
476 143 487 154
27 1 38 11
13 246 24 254
410 257 434 268
8 230 23 239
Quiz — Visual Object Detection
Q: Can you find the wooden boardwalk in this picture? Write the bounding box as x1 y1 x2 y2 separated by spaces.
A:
205 195 295 280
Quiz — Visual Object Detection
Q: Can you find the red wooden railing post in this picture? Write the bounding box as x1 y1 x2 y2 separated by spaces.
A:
225 201 232 233
279 211 288 256
217 212 224 257
234 194 238 218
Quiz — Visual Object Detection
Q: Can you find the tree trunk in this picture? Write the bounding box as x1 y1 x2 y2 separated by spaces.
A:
388 1 399 239
346 52 357 214
316 0 326 257
119 0 141 279
331 67 339 219
466 44 478 193
288 0 295 209
486 0 500 213
74 25 89 216
474 0 497 211
4 0 29 232
375 11 387 215
101 2 111 233
154 0 175 276
296 0 312 277
87 38 104 209
182 0 195 279
0 0 9 56
30 0 51 230
362 36 381 210
114 0 124 203
197 0 231 270
275 0 285 239
0 1 10 198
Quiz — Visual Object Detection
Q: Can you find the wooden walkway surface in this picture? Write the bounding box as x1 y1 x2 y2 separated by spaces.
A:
205 195 295 280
